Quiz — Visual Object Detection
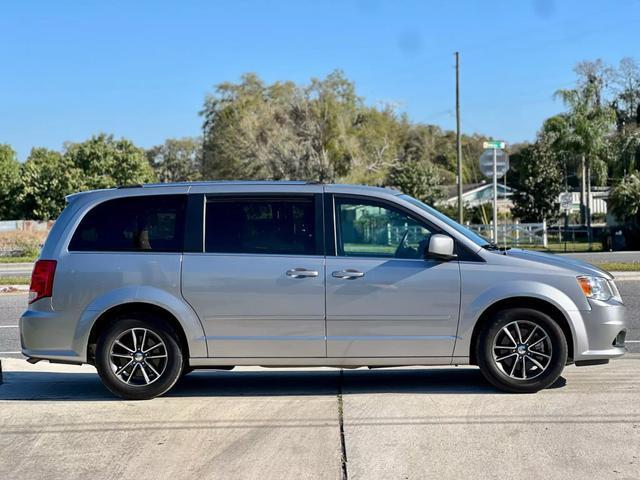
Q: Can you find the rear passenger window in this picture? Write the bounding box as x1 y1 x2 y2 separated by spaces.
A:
205 197 317 255
69 195 187 252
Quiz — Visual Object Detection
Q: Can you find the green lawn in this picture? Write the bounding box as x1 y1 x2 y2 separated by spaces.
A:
524 241 603 253
0 276 30 285
344 243 396 254
0 255 37 263
594 262 640 272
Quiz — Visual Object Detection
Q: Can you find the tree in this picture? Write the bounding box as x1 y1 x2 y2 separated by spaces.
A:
199 70 492 190
200 71 362 182
347 106 407 185
611 57 640 132
606 129 640 179
20 148 83 220
147 137 203 183
555 81 614 188
555 68 615 234
0 144 22 219
512 138 564 222
64 133 156 189
610 172 640 223
201 73 277 180
388 157 444 205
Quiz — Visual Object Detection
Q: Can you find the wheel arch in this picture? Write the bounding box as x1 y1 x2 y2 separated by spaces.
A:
86 302 190 364
468 296 574 365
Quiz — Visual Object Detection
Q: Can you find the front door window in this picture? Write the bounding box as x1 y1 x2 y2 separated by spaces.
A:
335 198 433 259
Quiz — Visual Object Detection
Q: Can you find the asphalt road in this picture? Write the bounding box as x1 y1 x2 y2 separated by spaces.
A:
561 251 640 264
0 262 32 278
1 357 639 479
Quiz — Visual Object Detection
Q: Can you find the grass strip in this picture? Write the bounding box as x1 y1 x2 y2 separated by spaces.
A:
0 276 30 285
594 262 640 272
0 256 37 263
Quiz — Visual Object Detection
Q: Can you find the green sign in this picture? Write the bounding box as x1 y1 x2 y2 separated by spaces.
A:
483 141 506 149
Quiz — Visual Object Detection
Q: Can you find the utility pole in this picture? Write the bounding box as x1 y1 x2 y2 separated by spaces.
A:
492 147 498 243
455 52 463 223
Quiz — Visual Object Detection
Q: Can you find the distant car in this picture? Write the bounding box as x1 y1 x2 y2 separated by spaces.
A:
20 182 628 399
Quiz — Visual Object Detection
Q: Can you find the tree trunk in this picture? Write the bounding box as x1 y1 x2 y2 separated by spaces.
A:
585 158 593 249
580 155 586 226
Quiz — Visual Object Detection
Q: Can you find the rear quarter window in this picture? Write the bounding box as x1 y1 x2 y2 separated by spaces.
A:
68 195 187 252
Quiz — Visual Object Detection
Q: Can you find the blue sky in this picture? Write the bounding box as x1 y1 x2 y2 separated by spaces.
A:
1 0 639 160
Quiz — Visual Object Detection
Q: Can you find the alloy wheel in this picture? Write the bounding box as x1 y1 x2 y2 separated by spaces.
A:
109 327 168 386
492 320 553 380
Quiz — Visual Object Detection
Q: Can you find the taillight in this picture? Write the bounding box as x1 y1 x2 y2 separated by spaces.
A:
29 260 57 304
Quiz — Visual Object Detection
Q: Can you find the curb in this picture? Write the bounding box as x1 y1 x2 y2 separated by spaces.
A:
611 271 640 281
0 262 34 269
0 285 29 294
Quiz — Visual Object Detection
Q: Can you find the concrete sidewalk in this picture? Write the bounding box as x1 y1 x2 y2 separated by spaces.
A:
1 357 639 480
0 359 343 480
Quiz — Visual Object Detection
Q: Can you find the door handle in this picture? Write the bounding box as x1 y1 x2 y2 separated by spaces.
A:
286 268 319 278
332 269 365 279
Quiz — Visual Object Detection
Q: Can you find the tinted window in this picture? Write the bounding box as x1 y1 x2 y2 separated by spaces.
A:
69 195 187 252
336 198 433 259
205 197 317 255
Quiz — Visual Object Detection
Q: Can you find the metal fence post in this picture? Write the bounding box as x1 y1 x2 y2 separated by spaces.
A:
542 219 548 248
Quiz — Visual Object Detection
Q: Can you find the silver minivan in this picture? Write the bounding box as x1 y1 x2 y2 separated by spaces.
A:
20 182 628 399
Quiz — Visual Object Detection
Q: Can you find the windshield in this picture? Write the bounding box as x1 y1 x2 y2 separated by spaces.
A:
399 194 490 247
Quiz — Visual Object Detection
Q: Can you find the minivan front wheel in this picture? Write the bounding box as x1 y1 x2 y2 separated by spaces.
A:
95 315 184 400
477 308 568 393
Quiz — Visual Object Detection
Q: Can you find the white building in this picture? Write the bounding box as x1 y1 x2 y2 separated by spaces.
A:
439 182 515 213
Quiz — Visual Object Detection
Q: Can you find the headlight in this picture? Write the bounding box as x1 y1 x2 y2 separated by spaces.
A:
608 279 622 303
577 275 615 301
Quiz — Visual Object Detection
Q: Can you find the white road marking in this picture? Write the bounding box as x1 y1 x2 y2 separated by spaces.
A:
625 340 640 343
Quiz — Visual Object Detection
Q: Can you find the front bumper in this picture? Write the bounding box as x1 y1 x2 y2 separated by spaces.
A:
570 299 627 362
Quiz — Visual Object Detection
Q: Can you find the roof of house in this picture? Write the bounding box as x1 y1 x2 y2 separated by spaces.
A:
443 181 515 201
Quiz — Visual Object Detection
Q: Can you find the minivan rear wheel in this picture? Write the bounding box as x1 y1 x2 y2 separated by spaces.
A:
477 308 568 393
95 314 184 400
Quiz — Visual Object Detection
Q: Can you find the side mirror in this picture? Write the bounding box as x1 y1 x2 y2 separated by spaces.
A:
426 234 456 261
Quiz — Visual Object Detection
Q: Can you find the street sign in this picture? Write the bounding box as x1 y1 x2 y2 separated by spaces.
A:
479 141 509 244
483 141 506 149
479 149 509 178
559 192 573 212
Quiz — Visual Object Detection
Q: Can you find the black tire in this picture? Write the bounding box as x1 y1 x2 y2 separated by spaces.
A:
95 314 184 400
477 308 568 393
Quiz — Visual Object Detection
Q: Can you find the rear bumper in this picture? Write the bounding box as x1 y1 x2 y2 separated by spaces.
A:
571 300 627 362
19 307 84 364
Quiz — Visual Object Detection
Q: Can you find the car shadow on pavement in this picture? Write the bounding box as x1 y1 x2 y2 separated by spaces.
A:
0 368 567 401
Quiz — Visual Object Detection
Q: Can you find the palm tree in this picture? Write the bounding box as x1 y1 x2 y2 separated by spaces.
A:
610 172 640 222
554 81 615 246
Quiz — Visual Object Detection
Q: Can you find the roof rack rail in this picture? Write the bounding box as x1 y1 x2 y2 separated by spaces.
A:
117 184 143 189
305 180 324 184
